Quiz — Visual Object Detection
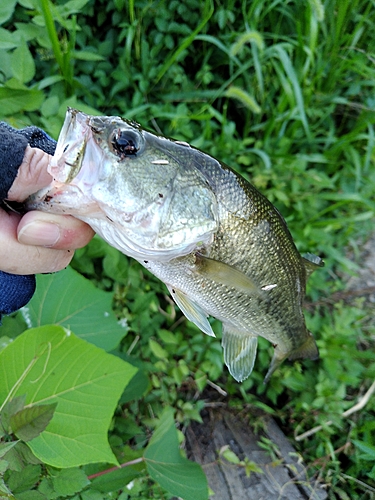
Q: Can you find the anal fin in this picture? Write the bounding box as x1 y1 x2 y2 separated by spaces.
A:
222 325 258 382
167 285 215 337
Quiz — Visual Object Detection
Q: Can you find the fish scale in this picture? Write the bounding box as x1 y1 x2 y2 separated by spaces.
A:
27 108 323 382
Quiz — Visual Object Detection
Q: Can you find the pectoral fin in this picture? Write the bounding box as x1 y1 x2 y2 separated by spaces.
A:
194 253 261 296
303 253 324 278
222 326 258 382
167 285 215 337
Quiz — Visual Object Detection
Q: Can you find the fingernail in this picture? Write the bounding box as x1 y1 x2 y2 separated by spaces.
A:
18 221 61 247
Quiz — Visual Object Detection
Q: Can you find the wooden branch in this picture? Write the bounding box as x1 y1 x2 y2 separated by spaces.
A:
295 379 375 441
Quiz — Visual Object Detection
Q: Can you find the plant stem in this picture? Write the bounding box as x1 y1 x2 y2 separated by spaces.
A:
87 457 144 480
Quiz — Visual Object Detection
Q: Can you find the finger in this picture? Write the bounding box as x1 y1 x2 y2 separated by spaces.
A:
0 210 74 275
7 146 52 202
17 211 95 250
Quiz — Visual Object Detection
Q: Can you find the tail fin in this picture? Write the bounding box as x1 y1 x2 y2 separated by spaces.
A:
288 332 319 362
264 332 319 384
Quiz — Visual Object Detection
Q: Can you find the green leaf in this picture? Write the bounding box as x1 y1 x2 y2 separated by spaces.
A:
1 394 26 433
0 0 17 25
114 353 149 404
144 407 208 500
15 491 46 500
23 266 128 351
102 246 129 284
0 86 44 115
0 325 137 467
157 329 179 345
352 440 375 460
90 465 143 493
72 50 105 61
51 468 90 496
0 440 18 459
7 464 41 493
10 403 57 441
149 339 168 359
11 42 35 83
220 446 241 464
0 28 19 49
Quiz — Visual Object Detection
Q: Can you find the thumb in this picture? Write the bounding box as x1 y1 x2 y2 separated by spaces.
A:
6 146 52 202
17 211 95 250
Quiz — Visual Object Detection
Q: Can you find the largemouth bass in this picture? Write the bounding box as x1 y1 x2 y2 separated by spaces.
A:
28 108 323 382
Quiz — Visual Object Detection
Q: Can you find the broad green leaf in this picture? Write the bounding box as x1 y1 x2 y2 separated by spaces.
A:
0 0 17 25
0 86 44 115
51 468 90 496
11 42 35 83
23 266 127 351
144 407 208 500
10 403 57 441
0 326 137 467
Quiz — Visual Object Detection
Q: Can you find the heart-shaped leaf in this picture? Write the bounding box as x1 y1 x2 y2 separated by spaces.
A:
23 266 127 351
0 325 137 467
144 407 208 500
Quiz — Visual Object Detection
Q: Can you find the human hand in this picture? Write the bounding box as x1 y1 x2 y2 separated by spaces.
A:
1 145 94 275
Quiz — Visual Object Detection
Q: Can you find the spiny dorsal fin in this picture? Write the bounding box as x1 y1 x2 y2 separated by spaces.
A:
194 253 261 296
302 252 324 278
221 326 258 382
167 285 215 337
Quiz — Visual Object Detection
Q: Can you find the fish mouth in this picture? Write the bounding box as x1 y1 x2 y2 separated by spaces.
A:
25 108 103 214
49 108 92 184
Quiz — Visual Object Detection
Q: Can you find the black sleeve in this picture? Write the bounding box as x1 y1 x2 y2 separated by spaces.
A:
0 125 29 200
0 122 57 200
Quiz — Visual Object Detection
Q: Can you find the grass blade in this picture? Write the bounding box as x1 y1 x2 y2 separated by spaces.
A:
155 0 214 84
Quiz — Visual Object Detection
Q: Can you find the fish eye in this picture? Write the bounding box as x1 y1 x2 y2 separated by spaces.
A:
111 129 140 159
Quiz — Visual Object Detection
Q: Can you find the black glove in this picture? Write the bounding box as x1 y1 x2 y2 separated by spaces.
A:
0 122 57 323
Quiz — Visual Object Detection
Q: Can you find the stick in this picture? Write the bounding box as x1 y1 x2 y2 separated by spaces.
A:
295 379 375 441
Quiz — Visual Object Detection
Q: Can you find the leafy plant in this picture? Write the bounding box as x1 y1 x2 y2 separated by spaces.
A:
0 0 374 498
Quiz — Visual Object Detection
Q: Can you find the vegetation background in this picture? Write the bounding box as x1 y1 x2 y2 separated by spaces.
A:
0 0 375 498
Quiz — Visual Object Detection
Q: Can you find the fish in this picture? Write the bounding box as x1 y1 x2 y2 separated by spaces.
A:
27 107 324 383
